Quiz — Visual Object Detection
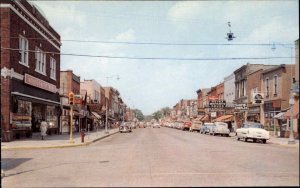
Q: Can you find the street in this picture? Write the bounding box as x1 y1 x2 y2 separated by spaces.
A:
2 127 299 187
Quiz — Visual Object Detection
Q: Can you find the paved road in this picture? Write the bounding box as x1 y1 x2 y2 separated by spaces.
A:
2 127 299 187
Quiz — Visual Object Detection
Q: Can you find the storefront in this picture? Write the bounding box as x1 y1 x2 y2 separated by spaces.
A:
247 106 260 122
10 75 61 139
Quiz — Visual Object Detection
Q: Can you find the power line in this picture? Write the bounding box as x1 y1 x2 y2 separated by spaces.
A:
4 37 293 46
1 47 296 61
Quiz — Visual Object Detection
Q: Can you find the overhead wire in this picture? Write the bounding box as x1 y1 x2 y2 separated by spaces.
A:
1 47 296 61
4 37 293 46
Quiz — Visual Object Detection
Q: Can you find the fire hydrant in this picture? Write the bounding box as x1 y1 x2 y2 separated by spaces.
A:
81 129 85 143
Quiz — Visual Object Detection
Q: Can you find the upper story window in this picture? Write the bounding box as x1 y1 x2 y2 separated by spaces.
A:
50 57 56 80
235 83 240 98
241 80 246 97
19 35 29 66
273 75 278 95
265 77 269 97
35 47 46 75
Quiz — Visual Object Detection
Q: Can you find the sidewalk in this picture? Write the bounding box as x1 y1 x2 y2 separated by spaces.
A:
1 128 120 151
229 132 299 147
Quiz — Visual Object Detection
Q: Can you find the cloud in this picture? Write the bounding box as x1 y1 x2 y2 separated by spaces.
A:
115 29 136 42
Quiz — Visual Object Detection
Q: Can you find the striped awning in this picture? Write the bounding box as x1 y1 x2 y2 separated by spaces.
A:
213 115 233 122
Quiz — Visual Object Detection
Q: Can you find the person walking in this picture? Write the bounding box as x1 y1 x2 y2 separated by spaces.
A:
40 119 48 140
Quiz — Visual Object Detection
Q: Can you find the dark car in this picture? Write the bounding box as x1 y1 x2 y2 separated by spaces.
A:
119 122 132 133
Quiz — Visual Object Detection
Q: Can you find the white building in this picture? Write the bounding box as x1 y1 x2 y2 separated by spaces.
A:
224 73 235 106
80 79 102 104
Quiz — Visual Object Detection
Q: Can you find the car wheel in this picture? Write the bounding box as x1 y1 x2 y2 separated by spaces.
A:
262 139 267 144
253 138 257 143
237 137 240 141
245 138 248 142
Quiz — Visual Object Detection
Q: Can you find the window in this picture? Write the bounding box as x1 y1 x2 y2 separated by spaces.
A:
19 35 28 66
236 83 240 98
273 75 278 95
50 57 56 80
35 47 46 75
265 78 269 97
241 80 246 96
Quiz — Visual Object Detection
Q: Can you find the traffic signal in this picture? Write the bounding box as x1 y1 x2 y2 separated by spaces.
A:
69 92 74 105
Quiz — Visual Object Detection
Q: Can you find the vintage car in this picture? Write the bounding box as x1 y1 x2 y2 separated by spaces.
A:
211 122 230 136
119 122 132 133
189 121 202 132
200 123 215 134
236 122 270 143
138 122 146 128
182 121 192 131
153 123 160 128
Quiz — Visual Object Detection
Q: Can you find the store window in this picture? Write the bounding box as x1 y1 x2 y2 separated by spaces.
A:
46 106 58 128
12 100 32 129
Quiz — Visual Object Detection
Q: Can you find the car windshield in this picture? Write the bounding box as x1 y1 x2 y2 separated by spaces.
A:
243 123 263 129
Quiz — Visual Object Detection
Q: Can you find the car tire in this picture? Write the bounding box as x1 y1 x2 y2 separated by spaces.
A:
237 137 240 141
262 139 267 144
253 138 257 143
245 138 248 142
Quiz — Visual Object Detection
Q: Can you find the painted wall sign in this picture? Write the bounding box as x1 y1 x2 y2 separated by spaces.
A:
24 74 57 93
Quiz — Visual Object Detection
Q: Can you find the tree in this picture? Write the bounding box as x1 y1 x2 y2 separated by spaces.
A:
134 109 144 121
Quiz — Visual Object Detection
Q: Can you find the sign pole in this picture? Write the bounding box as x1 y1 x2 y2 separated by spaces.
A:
69 105 74 144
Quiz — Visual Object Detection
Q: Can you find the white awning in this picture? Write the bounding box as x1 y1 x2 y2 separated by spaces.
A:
273 112 285 119
91 111 101 119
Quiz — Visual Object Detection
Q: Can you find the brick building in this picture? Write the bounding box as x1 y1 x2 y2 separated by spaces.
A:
59 70 80 133
1 0 61 141
262 64 295 136
233 63 276 128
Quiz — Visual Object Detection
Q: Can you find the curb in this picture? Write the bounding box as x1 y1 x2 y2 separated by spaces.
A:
1 131 119 151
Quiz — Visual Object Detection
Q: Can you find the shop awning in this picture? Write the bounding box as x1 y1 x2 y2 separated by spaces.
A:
91 111 101 119
194 115 204 121
284 101 299 119
201 115 209 121
273 112 285 119
213 115 233 122
11 92 60 106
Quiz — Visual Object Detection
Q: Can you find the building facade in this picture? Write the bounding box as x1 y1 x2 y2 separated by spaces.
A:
262 64 295 136
59 70 80 133
233 63 276 128
1 0 61 141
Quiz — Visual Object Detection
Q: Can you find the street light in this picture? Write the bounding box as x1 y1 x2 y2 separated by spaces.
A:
288 91 295 144
105 75 119 134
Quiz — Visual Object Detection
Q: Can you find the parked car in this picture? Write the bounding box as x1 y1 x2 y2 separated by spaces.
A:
119 122 132 133
175 121 184 129
153 123 160 128
236 122 270 143
200 123 215 134
139 122 146 128
182 121 192 131
211 122 230 136
190 121 203 132
130 122 137 129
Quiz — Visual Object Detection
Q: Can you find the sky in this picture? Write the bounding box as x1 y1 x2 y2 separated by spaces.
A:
31 0 299 115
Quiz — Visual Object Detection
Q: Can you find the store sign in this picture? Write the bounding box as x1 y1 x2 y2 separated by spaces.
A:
211 112 217 117
24 74 57 93
208 100 226 109
74 95 82 105
235 103 248 110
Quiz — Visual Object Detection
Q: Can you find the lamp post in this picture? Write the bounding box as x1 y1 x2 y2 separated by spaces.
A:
105 75 119 134
288 91 295 144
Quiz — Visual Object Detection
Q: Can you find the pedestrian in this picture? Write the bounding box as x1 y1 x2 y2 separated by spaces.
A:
40 119 48 140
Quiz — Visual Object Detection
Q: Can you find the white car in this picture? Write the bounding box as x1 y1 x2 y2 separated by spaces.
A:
236 122 270 144
211 122 230 136
153 123 160 128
